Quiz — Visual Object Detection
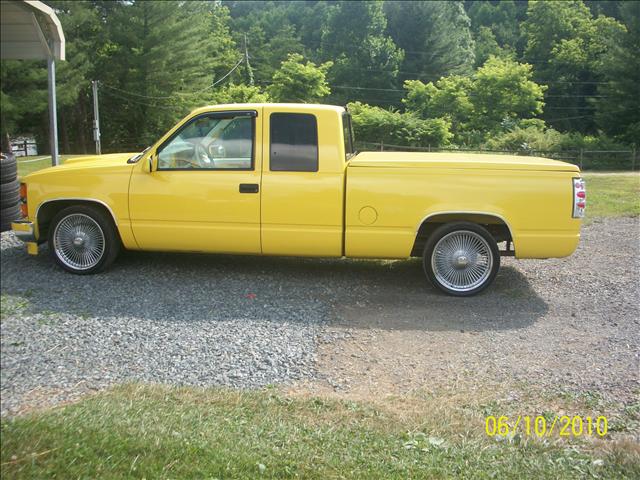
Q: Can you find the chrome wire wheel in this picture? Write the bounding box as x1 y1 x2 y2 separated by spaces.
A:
53 213 106 271
431 230 494 293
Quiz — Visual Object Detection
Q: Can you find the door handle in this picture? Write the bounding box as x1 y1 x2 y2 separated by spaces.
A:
239 183 259 193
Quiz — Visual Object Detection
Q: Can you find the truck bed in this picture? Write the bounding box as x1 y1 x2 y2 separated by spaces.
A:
344 153 581 260
349 152 580 172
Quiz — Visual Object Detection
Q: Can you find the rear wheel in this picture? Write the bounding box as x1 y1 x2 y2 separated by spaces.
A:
423 222 500 296
48 205 120 274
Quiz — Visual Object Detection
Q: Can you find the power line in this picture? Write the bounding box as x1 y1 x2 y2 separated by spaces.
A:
100 88 185 110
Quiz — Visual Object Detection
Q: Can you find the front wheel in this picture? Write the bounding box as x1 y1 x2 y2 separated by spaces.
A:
423 222 500 296
48 205 120 274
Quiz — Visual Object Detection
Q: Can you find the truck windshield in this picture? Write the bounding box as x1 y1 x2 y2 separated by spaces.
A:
342 111 356 161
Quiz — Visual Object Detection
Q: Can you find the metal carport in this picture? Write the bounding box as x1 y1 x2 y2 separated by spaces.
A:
1 0 65 166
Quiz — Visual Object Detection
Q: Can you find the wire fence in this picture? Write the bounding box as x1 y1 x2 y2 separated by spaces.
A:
355 141 638 171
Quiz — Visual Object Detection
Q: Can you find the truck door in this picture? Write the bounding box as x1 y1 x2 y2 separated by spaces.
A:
129 109 262 253
260 106 345 256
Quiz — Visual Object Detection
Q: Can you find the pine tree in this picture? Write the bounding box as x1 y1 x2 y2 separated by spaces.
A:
385 1 475 83
522 0 624 133
320 1 403 106
95 1 239 150
596 1 640 143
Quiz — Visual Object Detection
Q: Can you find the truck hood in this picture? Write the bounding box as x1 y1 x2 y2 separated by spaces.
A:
62 152 138 167
24 153 138 180
350 152 580 172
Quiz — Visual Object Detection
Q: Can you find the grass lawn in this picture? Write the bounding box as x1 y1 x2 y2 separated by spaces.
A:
582 172 640 219
1 384 638 479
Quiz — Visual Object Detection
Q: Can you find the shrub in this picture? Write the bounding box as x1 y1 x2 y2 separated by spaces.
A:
348 102 453 147
211 84 270 104
484 125 567 152
555 132 630 151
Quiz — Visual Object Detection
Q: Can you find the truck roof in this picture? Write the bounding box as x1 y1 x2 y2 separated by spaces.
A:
190 103 346 115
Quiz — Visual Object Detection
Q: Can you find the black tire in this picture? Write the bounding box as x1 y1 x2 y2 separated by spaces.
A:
48 205 120 274
0 179 20 207
0 203 22 232
423 222 500 297
0 154 18 184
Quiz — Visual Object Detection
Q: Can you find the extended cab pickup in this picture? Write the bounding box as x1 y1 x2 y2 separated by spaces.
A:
12 103 586 296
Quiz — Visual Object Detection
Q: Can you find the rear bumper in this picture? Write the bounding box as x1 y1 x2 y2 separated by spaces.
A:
514 231 580 259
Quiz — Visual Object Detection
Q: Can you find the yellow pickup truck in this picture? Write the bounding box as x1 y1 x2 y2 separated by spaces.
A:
12 103 586 296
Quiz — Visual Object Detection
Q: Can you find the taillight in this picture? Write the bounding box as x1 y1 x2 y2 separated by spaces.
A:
572 178 586 218
19 183 28 218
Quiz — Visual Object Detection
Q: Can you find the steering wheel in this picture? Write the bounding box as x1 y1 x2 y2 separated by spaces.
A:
208 143 226 160
195 143 215 168
169 144 210 169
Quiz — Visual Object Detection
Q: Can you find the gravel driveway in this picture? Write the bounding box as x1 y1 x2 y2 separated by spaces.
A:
1 217 639 416
308 217 640 410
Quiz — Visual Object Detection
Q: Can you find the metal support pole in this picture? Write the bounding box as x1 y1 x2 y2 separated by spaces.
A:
579 149 584 169
92 80 101 155
243 34 254 86
47 56 59 166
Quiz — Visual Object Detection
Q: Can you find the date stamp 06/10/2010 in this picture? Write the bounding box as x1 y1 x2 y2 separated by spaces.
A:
485 415 608 438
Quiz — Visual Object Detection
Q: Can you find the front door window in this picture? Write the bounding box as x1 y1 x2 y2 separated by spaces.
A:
157 113 254 170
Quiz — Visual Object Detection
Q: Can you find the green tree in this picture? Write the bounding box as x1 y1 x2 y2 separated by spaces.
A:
267 54 332 103
385 1 475 82
281 1 331 60
320 1 403 105
212 83 270 104
522 0 625 133
226 1 305 85
50 0 104 153
0 0 101 153
465 0 527 54
595 1 640 144
472 26 514 67
95 0 239 150
403 76 474 138
471 56 546 131
404 57 545 140
0 60 47 143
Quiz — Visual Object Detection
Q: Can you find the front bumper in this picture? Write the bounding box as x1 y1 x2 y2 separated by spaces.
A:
11 221 39 255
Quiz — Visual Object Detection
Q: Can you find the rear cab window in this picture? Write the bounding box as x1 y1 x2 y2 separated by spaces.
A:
269 113 318 172
342 111 355 161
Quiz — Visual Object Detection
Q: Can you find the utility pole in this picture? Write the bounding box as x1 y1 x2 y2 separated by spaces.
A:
91 80 101 155
47 56 59 166
244 34 254 86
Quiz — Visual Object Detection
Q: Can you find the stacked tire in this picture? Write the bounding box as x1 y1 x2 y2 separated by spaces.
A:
1 153 21 232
